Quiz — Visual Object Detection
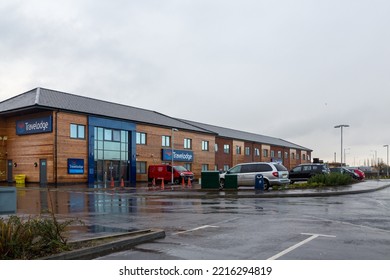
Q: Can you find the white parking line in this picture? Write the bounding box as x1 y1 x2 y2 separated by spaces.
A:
173 225 219 235
172 217 240 235
267 233 336 260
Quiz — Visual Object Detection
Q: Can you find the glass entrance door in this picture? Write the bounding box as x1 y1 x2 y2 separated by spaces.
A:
95 160 128 184
93 127 129 185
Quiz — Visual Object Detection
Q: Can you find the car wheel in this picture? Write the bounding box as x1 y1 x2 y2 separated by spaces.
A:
219 179 225 190
264 179 270 190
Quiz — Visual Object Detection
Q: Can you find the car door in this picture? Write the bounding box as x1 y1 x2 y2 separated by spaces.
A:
289 166 302 180
301 165 312 179
226 165 242 184
239 164 254 185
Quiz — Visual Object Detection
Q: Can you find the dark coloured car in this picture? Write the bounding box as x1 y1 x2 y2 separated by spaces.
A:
330 167 360 180
289 163 330 183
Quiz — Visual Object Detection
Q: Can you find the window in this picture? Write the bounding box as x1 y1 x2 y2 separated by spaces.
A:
202 164 209 171
302 154 306 161
245 147 250 156
102 129 121 142
303 165 311 171
292 166 301 172
202 140 209 151
136 132 147 145
223 165 230 171
285 152 289 159
236 145 242 154
215 144 218 152
113 130 121 142
162 136 171 147
136 162 147 174
104 129 112 141
184 163 192 171
184 138 192 149
224 144 230 154
255 148 260 156
70 124 85 139
253 163 273 172
270 150 275 158
229 165 241 173
297 154 300 160
277 151 282 158
291 153 295 159
263 149 269 157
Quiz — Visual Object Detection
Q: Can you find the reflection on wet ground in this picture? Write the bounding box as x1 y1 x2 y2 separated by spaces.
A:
6 183 203 238
4 180 390 240
12 182 207 215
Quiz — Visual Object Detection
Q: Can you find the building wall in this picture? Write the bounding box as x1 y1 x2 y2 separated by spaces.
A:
0 109 312 184
56 112 88 183
135 124 215 181
4 111 55 183
232 140 245 166
215 137 233 171
0 119 8 181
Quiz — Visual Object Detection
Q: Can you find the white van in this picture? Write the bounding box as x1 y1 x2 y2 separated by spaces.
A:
219 162 290 190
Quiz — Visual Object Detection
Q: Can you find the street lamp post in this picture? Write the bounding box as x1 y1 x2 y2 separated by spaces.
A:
384 144 389 177
334 124 349 167
171 128 178 184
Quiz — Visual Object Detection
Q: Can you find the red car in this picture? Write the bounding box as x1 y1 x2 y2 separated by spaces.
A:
347 168 365 180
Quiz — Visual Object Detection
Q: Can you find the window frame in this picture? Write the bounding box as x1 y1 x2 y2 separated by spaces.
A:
70 124 86 139
136 132 147 145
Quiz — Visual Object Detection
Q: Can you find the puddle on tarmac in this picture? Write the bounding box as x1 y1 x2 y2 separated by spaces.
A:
67 224 138 234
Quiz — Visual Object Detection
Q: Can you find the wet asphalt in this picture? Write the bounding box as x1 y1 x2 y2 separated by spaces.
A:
0 180 390 258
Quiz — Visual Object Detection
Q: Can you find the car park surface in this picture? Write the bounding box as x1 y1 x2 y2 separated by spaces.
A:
3 180 389 260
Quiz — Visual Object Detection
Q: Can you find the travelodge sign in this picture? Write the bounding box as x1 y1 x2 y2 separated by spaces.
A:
16 116 53 135
161 149 194 162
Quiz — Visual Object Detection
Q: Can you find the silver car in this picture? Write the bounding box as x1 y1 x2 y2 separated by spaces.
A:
219 162 290 190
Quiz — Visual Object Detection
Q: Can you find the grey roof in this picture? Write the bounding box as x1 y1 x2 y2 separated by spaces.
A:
0 87 311 151
0 87 213 134
180 119 312 151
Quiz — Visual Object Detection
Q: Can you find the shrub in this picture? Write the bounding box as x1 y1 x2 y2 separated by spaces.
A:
308 173 353 186
0 215 76 260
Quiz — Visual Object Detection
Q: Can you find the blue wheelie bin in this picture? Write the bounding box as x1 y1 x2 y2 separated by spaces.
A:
255 174 264 191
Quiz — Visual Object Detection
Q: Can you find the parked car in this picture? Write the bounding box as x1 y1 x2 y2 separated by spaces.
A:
148 164 194 184
289 163 330 183
329 167 360 180
219 162 290 190
346 167 365 180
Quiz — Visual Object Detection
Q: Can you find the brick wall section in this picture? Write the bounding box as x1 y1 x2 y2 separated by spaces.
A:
215 137 233 171
56 112 88 183
136 124 215 181
4 112 55 183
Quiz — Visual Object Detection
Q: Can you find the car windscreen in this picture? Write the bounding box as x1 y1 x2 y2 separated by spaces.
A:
274 164 288 171
174 166 188 172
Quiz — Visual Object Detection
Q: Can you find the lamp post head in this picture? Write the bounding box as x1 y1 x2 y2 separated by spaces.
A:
334 124 350 128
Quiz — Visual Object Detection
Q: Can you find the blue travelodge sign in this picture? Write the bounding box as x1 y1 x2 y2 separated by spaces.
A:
161 149 194 162
68 159 84 174
16 116 53 135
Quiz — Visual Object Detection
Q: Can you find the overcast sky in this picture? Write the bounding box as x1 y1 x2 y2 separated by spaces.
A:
1 0 389 166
